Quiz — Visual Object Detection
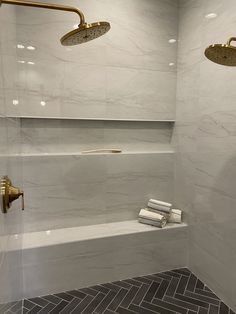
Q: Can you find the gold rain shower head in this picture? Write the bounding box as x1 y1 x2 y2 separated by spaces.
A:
205 37 236 66
61 21 110 46
0 0 111 46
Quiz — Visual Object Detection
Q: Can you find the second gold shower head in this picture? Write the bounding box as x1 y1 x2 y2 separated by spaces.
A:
205 37 236 66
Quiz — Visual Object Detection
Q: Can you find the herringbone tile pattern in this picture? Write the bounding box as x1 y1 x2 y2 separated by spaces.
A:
1 268 235 313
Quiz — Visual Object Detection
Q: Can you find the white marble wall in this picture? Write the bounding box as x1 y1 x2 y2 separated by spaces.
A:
174 0 236 311
0 0 178 120
0 0 179 304
0 0 178 236
20 118 174 154
0 6 24 304
14 116 175 234
2 0 236 308
17 221 188 298
0 105 23 302
18 152 174 233
0 0 178 249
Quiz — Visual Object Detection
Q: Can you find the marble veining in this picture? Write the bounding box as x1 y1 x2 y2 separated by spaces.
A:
20 118 174 154
17 221 188 299
0 0 178 120
6 220 188 251
18 153 174 233
0 5 24 302
174 0 236 311
3 0 236 311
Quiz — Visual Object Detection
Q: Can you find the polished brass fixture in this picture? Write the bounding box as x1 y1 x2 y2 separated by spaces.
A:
0 176 24 214
82 149 122 154
61 21 110 46
205 37 236 66
0 0 111 46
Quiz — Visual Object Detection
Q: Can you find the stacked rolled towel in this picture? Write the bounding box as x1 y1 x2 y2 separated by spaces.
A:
168 209 182 224
139 208 167 228
138 199 183 228
148 209 170 220
148 199 172 213
147 199 183 224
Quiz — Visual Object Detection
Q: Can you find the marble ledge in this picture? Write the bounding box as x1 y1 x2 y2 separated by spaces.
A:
7 116 176 123
2 150 175 157
7 220 188 251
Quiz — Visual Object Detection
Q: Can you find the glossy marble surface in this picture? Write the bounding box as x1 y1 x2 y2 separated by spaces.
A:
17 116 175 234
10 220 188 298
174 0 236 311
20 118 174 154
0 13 24 303
7 220 188 251
0 0 178 120
0 3 24 304
0 0 179 304
3 0 236 309
18 152 174 233
0 125 23 304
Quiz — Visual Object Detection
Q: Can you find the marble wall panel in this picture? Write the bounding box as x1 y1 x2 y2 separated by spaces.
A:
0 0 178 120
175 0 236 311
20 118 173 154
20 153 174 233
19 222 188 298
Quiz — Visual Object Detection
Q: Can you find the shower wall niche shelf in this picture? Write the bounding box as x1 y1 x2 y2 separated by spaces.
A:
13 116 176 123
19 118 174 155
11 151 175 157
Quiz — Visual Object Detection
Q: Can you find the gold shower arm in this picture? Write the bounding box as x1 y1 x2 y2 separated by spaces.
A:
0 0 86 25
227 37 236 46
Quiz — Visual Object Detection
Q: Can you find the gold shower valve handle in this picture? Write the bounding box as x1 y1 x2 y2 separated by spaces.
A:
0 176 24 214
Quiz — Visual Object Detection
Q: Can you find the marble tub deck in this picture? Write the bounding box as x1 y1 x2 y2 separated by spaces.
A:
1 268 235 314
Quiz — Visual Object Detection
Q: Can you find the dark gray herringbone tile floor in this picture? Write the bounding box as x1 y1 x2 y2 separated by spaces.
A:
1 268 235 314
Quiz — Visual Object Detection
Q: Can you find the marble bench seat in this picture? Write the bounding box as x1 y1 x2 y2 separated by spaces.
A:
7 220 188 299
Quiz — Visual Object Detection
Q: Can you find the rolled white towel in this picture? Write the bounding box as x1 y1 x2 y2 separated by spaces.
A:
139 218 166 228
147 208 170 220
148 201 171 213
149 199 172 208
168 209 182 224
139 208 167 228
